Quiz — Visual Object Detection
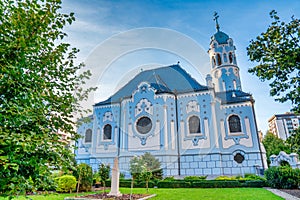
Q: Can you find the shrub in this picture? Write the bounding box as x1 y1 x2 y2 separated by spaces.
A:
243 174 266 181
242 180 266 187
184 176 207 181
191 180 241 188
163 176 176 181
265 166 300 189
74 163 93 192
56 175 77 193
215 176 236 180
157 181 191 188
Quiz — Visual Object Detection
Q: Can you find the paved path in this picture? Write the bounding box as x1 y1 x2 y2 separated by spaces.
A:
265 188 300 200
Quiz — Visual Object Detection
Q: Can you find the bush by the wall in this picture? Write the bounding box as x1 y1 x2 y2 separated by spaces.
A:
157 181 191 188
183 176 207 181
191 180 241 188
264 166 300 189
55 175 77 193
242 180 266 188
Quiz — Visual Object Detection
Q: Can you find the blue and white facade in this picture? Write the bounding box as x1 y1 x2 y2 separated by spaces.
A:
75 28 267 177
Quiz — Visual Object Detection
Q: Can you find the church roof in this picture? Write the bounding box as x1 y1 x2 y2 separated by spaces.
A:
216 90 253 104
95 64 208 106
211 31 229 44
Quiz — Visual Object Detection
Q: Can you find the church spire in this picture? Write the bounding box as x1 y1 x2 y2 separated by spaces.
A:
213 12 220 32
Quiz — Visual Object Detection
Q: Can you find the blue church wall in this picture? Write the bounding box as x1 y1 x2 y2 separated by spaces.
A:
75 26 267 176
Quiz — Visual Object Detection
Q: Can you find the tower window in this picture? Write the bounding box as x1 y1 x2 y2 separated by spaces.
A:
229 52 233 63
223 53 227 63
233 80 237 90
85 129 92 143
189 116 200 134
103 124 112 140
212 56 216 67
228 115 241 133
217 53 222 66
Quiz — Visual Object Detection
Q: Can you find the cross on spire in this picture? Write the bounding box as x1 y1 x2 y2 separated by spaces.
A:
213 12 220 32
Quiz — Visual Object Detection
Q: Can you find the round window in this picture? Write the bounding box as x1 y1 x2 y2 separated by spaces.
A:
136 116 152 134
234 153 245 164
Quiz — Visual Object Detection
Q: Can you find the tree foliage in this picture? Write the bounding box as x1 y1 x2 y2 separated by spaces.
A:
74 163 93 192
141 152 163 179
98 163 110 192
262 132 290 165
0 0 94 197
247 10 300 113
129 153 162 183
286 128 300 154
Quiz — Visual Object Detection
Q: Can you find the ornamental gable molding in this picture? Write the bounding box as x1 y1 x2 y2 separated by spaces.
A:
131 82 156 98
135 98 153 117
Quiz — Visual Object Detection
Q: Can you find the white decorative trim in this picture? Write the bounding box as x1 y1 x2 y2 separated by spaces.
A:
239 117 253 147
164 105 168 150
177 91 210 99
186 100 200 113
220 102 252 109
171 120 176 150
155 93 175 101
135 98 153 117
103 111 113 122
210 101 219 148
94 103 120 110
131 82 156 98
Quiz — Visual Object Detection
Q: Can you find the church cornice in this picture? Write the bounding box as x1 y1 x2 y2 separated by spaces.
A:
94 103 120 109
177 91 210 99
220 101 252 109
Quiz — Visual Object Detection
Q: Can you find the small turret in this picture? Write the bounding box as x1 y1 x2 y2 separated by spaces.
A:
208 12 242 92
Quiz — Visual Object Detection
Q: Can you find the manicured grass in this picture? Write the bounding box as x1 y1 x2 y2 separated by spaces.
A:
0 188 283 200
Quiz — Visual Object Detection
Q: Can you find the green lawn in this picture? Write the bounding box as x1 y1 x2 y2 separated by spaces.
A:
0 188 283 200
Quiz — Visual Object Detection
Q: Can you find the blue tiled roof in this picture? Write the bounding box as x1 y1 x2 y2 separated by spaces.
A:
211 31 229 44
95 64 208 106
216 90 253 104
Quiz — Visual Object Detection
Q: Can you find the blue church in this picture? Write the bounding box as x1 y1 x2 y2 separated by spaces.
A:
75 22 267 177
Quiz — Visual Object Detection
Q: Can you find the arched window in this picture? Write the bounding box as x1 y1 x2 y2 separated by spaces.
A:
217 53 222 65
212 56 216 67
223 53 227 63
233 80 237 90
229 52 233 63
103 124 112 140
85 129 92 143
189 116 200 134
228 115 241 133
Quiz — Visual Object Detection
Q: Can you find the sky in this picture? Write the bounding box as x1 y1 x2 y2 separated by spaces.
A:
61 0 300 134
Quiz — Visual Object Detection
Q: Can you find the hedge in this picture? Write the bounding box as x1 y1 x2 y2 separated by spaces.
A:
157 181 191 188
105 179 266 188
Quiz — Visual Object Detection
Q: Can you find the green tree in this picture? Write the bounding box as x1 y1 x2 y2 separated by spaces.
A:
262 132 290 165
247 10 300 113
98 163 110 193
286 128 300 154
74 163 93 192
0 0 94 197
141 152 163 180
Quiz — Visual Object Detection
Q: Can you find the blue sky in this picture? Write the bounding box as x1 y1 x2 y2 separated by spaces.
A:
62 0 300 133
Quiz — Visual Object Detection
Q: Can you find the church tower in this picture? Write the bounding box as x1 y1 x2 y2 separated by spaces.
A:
208 13 242 92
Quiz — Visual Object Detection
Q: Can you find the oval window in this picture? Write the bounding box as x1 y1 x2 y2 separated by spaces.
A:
136 116 152 134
